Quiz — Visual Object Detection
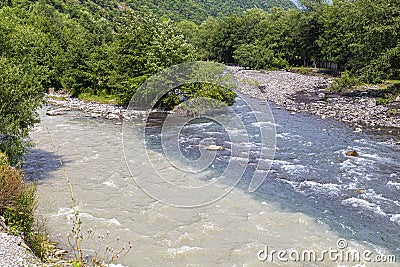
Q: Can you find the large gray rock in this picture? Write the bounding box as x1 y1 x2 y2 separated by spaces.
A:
46 108 68 116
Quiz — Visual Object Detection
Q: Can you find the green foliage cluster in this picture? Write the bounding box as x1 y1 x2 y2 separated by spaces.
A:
162 83 236 111
233 44 289 70
182 0 400 83
377 84 400 105
329 71 360 92
0 59 44 164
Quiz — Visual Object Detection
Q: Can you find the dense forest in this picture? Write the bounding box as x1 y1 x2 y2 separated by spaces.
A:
53 0 296 24
0 0 400 163
185 0 400 82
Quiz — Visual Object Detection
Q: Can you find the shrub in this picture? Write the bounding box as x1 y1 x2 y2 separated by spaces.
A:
329 70 360 92
376 83 400 105
0 153 26 214
0 59 44 164
376 94 393 105
233 43 288 70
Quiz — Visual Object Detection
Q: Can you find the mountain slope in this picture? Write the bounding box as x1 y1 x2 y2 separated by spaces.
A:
81 0 297 24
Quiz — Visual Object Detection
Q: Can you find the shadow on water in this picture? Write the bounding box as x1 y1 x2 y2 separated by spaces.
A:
23 148 69 183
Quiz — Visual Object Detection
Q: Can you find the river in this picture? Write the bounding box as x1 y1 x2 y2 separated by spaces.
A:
25 95 400 266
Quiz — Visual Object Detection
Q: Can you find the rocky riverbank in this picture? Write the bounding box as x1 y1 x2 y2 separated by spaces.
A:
47 67 400 133
46 95 148 121
230 66 400 131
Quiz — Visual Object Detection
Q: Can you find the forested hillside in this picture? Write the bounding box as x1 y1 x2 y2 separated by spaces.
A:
67 0 296 24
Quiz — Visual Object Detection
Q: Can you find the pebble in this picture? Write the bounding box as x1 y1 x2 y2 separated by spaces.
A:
46 94 148 121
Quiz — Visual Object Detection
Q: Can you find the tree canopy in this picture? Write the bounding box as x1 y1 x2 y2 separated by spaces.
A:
185 1 400 82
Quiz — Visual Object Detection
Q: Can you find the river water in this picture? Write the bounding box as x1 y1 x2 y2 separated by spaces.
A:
25 95 400 266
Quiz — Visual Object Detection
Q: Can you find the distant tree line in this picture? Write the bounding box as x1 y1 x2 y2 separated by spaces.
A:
179 0 400 83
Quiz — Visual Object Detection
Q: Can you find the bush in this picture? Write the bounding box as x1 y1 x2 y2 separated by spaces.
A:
376 94 393 105
329 70 360 92
376 83 400 105
162 82 236 110
0 153 26 214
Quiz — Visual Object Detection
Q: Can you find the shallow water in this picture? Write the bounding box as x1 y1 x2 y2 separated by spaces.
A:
25 95 400 266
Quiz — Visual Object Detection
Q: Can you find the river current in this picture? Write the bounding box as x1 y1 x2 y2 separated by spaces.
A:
25 95 400 266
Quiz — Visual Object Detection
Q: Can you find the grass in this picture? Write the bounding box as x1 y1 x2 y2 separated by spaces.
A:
376 94 393 105
78 93 120 105
329 70 360 92
289 66 338 78
385 79 400 84
376 82 400 105
378 79 400 90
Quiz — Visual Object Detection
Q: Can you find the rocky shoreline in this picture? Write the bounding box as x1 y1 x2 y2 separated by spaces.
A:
46 95 148 121
47 68 400 133
230 67 400 132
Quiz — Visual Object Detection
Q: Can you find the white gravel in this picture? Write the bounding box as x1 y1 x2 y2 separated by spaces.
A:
0 233 42 267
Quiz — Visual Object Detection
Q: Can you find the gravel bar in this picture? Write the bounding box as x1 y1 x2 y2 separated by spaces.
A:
230 66 400 130
0 233 42 267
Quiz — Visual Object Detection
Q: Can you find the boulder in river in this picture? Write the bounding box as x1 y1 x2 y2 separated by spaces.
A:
46 108 68 116
355 189 366 194
345 150 359 157
206 145 225 151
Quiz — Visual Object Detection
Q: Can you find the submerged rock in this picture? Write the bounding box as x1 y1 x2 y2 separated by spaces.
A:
345 150 359 157
355 189 366 194
206 145 225 151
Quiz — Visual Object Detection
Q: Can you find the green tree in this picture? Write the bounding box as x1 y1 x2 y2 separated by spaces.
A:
233 43 288 70
0 59 44 164
109 12 199 105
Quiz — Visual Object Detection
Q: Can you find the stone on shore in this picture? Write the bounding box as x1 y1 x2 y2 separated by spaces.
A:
0 233 41 267
46 108 68 116
229 66 400 129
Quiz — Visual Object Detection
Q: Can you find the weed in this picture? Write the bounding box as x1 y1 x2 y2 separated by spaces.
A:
46 128 132 266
